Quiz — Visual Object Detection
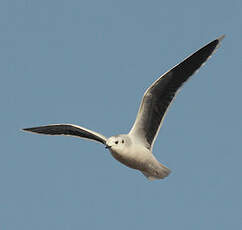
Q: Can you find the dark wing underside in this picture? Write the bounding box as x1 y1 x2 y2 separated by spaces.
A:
129 35 224 150
22 124 107 145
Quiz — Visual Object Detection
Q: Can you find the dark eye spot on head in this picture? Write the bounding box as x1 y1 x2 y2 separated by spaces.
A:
122 140 124 144
115 141 118 144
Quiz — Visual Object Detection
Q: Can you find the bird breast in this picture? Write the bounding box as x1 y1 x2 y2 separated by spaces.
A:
109 146 153 171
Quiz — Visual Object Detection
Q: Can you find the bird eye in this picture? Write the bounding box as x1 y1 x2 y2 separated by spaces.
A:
122 140 124 143
115 141 118 144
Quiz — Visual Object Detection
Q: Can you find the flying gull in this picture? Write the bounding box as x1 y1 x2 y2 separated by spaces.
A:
23 35 224 180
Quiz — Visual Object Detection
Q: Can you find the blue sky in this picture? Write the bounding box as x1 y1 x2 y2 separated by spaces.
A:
1 0 242 229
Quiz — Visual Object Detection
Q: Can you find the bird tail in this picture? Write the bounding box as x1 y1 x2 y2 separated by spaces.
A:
142 163 171 180
159 163 171 178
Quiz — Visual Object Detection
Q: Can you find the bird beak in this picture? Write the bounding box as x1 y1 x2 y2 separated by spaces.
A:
105 145 111 149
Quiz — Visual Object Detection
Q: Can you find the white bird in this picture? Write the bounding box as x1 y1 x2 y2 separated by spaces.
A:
23 35 224 180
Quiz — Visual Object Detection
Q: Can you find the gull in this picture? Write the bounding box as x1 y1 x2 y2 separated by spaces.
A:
23 35 224 180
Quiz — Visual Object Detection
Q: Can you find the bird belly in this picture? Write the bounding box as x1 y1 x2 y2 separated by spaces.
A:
110 148 154 171
111 151 143 170
110 148 170 179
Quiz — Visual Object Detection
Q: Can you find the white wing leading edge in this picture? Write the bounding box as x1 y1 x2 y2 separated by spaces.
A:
129 35 224 150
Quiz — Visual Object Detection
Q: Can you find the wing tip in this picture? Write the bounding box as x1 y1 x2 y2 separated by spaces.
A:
209 34 225 57
21 127 38 134
217 34 225 42
213 34 225 50
215 34 225 49
21 124 64 133
204 34 225 62
21 127 31 132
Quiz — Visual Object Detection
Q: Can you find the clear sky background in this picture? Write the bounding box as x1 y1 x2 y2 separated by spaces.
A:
1 0 241 229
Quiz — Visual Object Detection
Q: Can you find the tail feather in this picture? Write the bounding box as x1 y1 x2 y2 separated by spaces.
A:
142 163 171 180
159 163 171 178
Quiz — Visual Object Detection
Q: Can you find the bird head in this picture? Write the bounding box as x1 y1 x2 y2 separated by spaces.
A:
105 135 127 151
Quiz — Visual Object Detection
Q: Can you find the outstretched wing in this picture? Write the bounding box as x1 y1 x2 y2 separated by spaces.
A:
22 124 107 145
129 35 224 150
